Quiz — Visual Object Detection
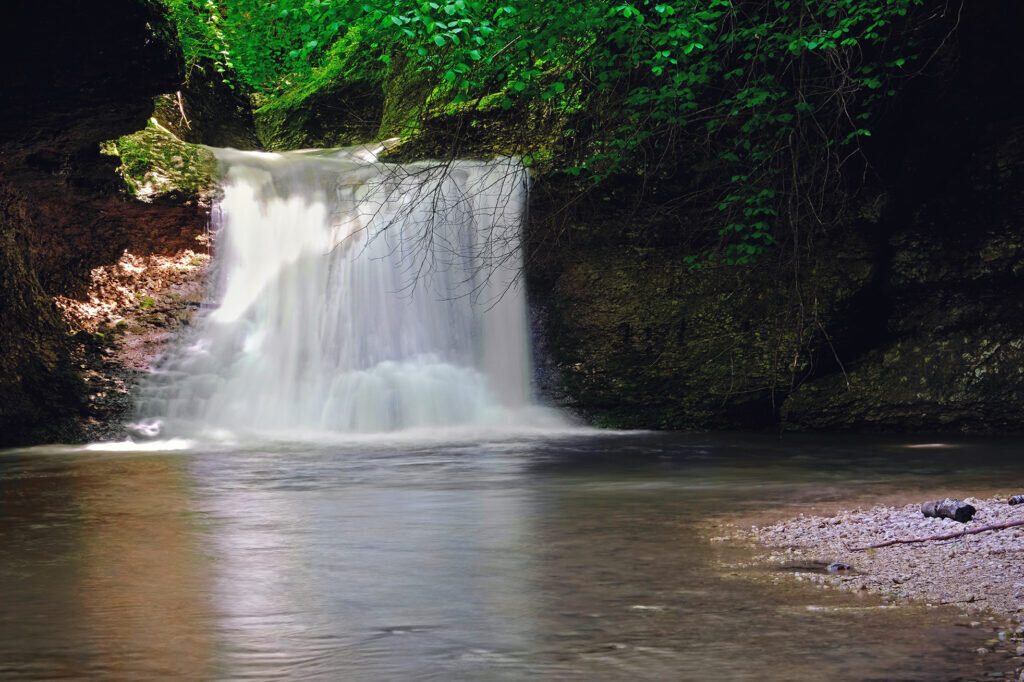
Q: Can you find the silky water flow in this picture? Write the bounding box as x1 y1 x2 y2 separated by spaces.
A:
135 146 557 438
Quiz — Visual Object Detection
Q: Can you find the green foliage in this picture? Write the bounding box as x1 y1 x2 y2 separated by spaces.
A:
135 293 157 310
161 0 235 82
160 0 936 261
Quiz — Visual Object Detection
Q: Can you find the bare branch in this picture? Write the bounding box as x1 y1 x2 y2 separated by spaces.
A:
847 519 1024 552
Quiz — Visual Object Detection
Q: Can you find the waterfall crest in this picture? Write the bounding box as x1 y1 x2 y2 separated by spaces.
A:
137 146 559 437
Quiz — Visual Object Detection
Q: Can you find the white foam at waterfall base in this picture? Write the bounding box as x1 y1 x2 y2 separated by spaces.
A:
135 146 566 439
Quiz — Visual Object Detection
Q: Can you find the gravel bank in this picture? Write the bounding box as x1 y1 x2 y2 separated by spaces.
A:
734 495 1024 676
748 496 1024 616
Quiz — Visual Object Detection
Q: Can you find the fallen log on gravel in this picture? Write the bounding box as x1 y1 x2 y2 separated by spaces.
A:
921 498 975 522
847 519 1024 552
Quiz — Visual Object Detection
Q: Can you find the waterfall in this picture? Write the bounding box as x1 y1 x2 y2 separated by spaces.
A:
136 145 559 438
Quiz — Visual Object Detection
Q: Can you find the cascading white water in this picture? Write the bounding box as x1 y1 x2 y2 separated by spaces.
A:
137 145 559 437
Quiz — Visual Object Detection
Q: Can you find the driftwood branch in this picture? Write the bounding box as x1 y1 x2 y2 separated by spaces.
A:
847 519 1024 552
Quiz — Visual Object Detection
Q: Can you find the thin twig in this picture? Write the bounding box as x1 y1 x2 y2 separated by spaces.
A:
847 519 1024 552
488 37 522 63
176 91 191 130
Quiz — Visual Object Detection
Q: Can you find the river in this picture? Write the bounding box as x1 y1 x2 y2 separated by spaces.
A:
1 431 1021 680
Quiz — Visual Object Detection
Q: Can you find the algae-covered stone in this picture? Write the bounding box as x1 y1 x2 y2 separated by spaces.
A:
104 118 218 201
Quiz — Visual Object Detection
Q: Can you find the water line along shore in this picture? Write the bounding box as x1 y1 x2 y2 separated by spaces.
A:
721 495 1024 676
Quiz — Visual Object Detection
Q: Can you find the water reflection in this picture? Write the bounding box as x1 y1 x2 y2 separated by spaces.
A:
0 453 212 679
1 433 1022 680
192 447 537 680
76 457 213 680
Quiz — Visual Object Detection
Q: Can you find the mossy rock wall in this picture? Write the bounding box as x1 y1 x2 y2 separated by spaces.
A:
529 215 879 429
781 120 1024 432
153 58 260 151
253 42 386 151
530 107 1024 433
256 79 384 151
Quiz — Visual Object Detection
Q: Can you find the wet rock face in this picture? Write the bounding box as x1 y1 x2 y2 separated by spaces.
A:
0 0 191 446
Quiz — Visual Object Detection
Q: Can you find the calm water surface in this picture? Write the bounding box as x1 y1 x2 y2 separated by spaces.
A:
1 431 1022 681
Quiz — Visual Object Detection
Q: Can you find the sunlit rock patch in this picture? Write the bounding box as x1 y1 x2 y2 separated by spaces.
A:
101 119 218 201
53 246 211 440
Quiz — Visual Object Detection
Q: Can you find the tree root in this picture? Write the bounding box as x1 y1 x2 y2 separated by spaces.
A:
847 519 1024 552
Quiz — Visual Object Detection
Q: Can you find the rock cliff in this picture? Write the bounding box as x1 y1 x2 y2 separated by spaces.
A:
529 1 1024 432
0 1 204 445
